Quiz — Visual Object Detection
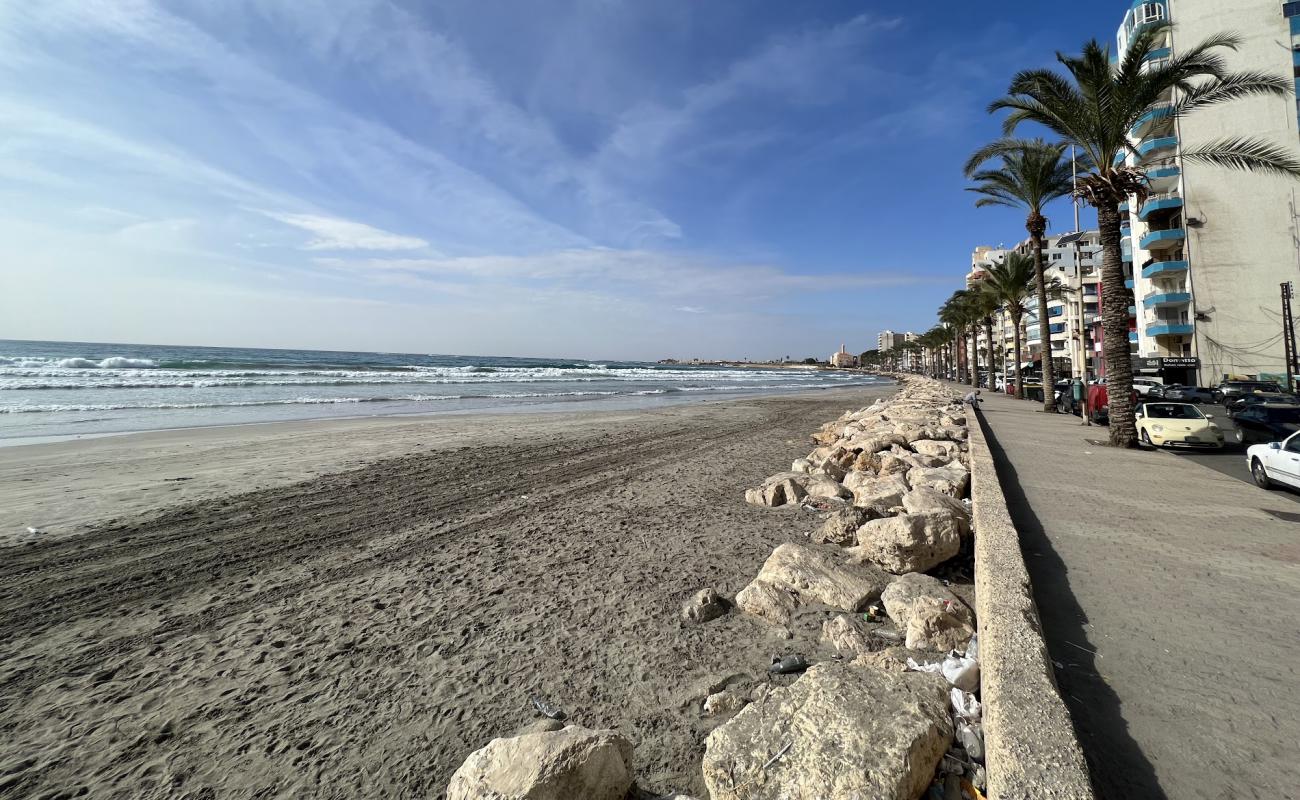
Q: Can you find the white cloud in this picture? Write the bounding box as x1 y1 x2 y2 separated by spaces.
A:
260 211 428 251
676 306 707 314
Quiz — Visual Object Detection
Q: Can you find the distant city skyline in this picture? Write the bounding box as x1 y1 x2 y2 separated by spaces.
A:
0 1 1116 360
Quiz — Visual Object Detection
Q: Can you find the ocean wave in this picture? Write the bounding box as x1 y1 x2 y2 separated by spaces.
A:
0 389 632 413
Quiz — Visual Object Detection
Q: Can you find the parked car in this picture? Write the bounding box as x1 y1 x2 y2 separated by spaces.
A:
1247 430 1300 490
1147 384 1216 403
1132 377 1165 396
1134 402 1225 449
1227 393 1300 415
1213 380 1285 404
1232 404 1300 445
1085 382 1138 425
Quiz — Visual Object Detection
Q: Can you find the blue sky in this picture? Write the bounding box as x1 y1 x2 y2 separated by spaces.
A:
0 0 1119 360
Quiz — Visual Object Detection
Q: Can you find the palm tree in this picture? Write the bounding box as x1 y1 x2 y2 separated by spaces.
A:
965 139 1075 411
977 252 1036 398
967 286 1002 388
939 291 975 384
986 25 1300 446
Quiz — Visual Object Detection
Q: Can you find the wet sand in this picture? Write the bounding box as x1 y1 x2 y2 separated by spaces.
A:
0 386 894 798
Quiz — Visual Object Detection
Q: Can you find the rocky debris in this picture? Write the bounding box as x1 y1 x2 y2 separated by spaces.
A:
821 613 878 658
702 662 953 800
850 511 963 574
812 506 873 546
703 689 748 718
745 471 851 507
681 588 730 625
445 725 634 800
744 472 808 507
736 543 890 625
882 573 976 652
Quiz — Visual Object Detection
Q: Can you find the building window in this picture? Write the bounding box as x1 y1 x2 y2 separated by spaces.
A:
1136 3 1165 25
1286 0 1300 18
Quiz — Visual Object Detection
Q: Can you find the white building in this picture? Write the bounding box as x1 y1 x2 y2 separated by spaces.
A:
830 344 858 368
1116 0 1300 386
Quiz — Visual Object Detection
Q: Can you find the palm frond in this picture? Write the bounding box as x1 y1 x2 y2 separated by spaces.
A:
1181 137 1300 177
1171 72 1295 117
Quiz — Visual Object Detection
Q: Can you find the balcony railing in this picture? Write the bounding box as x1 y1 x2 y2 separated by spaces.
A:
1142 259 1189 278
1130 102 1174 138
1143 291 1191 307
1137 135 1178 162
1139 191 1183 220
1139 228 1186 250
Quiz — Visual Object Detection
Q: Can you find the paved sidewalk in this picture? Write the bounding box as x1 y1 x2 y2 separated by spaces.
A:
973 389 1300 800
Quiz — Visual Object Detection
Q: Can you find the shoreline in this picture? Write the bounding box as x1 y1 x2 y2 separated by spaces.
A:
0 384 896 797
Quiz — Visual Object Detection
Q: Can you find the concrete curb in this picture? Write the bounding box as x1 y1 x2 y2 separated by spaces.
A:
968 405 1095 800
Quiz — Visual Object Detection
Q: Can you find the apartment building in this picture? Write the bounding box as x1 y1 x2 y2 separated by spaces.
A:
1115 0 1300 386
970 235 1103 382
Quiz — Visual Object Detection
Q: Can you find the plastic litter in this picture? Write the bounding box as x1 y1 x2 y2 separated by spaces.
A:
529 694 566 721
907 653 979 692
950 688 981 723
965 633 979 661
26 527 43 535
768 654 809 675
871 628 902 642
956 721 984 761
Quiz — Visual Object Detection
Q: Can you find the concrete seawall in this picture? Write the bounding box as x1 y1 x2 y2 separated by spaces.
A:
968 405 1095 800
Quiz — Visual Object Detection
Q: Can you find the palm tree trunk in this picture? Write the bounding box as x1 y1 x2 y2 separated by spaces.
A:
1011 313 1024 399
984 318 995 390
1031 232 1057 412
969 326 978 387
1097 203 1137 446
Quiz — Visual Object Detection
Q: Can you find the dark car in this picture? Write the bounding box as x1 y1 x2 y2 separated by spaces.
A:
1214 380 1285 404
1148 384 1216 403
1228 392 1300 415
1233 404 1300 445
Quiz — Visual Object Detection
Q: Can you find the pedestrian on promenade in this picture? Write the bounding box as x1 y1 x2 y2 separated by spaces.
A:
964 389 982 406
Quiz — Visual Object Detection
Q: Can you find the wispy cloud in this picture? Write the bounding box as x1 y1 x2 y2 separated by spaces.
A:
260 211 428 251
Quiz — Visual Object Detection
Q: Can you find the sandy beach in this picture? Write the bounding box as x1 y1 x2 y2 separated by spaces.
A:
0 385 895 798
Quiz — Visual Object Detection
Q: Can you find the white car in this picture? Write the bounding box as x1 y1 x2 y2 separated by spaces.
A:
1247 431 1300 490
1132 377 1165 396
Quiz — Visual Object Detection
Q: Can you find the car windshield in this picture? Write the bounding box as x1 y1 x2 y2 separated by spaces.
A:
1263 408 1300 423
1145 404 1204 420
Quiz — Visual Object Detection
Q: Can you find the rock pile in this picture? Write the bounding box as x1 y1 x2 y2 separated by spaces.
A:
444 377 986 800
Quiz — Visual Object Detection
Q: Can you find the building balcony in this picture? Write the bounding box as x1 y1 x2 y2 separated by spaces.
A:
1129 331 1139 343
1122 237 1133 261
1146 322 1194 337
1138 191 1182 221
1146 163 1180 191
1125 278 1135 289
1144 291 1191 307
1139 227 1185 251
1130 102 1173 139
1118 200 1130 213
1141 258 1189 278
1137 135 1178 163
1128 304 1137 315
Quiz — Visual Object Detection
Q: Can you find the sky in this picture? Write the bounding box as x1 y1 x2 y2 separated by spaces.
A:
0 0 1120 361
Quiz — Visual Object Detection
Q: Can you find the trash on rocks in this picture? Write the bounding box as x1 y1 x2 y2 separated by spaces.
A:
956 721 984 761
26 526 43 535
907 653 979 692
768 654 809 674
530 694 567 720
965 633 979 661
950 688 980 723
872 628 903 642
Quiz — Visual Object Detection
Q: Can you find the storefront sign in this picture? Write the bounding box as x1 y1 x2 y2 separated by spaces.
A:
1130 356 1200 371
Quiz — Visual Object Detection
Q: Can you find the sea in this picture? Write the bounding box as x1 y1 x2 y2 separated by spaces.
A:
0 340 886 445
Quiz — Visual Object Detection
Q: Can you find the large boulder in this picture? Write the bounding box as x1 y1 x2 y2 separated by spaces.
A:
812 506 873 546
446 726 634 800
849 512 963 574
900 488 970 533
842 432 906 455
906 465 970 498
910 439 963 461
881 573 975 651
744 472 809 507
844 474 909 511
735 543 890 624
702 663 953 800
734 580 799 625
821 613 876 658
803 474 852 501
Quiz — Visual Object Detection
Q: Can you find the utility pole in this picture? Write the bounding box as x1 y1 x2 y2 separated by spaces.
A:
1283 282 1298 392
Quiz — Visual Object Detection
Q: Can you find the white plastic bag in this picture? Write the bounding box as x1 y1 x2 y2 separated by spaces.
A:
950 688 981 722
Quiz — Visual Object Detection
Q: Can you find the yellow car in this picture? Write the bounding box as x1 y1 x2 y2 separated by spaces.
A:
1135 402 1225 449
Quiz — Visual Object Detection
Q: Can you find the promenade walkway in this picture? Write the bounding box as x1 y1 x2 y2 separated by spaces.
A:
973 389 1300 800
